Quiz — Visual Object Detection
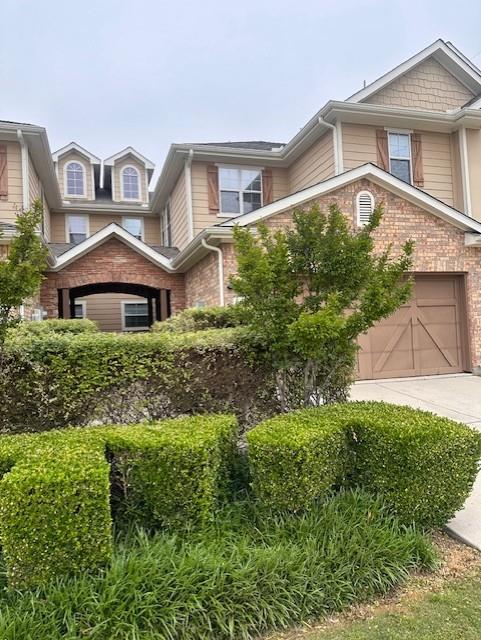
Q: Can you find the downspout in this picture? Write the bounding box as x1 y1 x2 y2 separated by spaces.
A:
185 149 194 241
17 129 29 210
318 116 342 175
459 126 472 217
201 238 225 307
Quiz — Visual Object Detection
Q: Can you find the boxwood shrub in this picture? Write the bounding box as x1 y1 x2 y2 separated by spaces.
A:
151 304 247 333
6 318 98 339
248 401 481 527
0 327 277 432
0 414 237 588
247 410 348 511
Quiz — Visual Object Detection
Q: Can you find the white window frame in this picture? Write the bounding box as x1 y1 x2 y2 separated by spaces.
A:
120 165 141 201
64 160 86 198
73 300 87 319
356 190 375 227
217 164 263 217
122 216 144 241
387 129 413 185
65 214 89 244
161 200 172 246
121 300 150 332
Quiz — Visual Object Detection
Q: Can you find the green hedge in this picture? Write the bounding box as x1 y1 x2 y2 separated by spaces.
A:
6 318 98 339
0 327 277 432
151 305 246 333
0 414 237 588
104 415 237 527
247 401 481 527
247 410 348 511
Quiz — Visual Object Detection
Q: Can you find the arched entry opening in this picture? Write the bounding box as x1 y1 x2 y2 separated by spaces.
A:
57 282 171 329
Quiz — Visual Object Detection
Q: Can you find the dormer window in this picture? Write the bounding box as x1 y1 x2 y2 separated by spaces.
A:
122 166 140 200
65 161 85 196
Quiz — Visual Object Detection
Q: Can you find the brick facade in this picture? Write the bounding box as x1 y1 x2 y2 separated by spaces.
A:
40 238 185 317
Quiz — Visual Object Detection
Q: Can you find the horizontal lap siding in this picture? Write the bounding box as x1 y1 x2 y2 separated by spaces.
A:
421 132 454 206
170 172 189 250
288 132 334 192
342 124 377 170
0 142 22 222
49 212 160 244
76 292 146 332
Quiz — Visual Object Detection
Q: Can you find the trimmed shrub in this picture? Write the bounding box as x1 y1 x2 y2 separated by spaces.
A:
0 433 112 589
0 414 237 588
151 304 247 333
0 327 278 432
341 401 481 527
104 415 238 527
247 410 348 511
6 318 98 339
0 491 435 638
248 401 481 527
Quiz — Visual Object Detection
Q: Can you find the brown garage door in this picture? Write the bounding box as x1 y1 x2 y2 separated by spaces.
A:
357 275 469 380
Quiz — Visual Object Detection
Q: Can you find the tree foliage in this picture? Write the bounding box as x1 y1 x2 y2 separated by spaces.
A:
0 200 47 341
231 202 414 407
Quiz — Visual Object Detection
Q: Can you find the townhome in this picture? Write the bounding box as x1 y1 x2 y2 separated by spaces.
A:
3 38 481 379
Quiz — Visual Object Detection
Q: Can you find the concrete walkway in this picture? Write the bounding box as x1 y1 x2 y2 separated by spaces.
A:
351 373 481 550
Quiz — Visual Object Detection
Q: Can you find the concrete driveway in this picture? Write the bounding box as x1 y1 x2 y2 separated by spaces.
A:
351 373 481 550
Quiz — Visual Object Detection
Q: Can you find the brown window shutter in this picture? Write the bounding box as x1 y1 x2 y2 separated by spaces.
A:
0 145 7 197
262 168 273 205
207 163 219 213
411 132 424 188
376 129 389 172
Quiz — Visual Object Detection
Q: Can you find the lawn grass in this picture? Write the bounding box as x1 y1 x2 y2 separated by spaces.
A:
0 490 434 640
272 536 481 640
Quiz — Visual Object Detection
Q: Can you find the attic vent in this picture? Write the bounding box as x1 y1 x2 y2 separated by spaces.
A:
356 190 375 227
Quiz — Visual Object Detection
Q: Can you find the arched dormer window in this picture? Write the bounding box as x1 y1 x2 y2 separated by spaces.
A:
65 161 85 196
356 190 375 227
122 165 140 200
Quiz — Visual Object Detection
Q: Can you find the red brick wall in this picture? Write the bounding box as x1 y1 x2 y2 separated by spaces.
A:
209 178 481 368
41 238 185 317
184 252 218 307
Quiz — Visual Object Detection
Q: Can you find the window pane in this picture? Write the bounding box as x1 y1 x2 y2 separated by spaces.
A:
221 191 240 214
389 133 410 158
390 159 411 183
219 168 240 190
122 167 140 199
68 216 87 244
66 162 84 196
123 218 142 239
242 192 262 213
124 303 149 328
70 232 87 244
74 303 84 319
240 170 261 191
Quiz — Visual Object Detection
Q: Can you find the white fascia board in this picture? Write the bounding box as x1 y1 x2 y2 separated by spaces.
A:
218 163 481 235
104 146 155 169
347 40 481 104
50 223 175 272
52 141 101 164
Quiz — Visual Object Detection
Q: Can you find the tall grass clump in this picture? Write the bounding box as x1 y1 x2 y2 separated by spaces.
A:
0 490 435 640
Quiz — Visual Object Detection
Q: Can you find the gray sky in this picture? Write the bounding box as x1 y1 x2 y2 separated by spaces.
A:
1 0 481 179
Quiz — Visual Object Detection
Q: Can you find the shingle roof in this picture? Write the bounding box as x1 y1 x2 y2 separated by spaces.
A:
195 141 285 151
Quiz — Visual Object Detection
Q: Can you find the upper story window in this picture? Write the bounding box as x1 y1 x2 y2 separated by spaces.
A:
67 214 88 244
219 167 262 216
122 217 143 240
121 166 140 200
388 132 412 184
161 202 172 247
65 161 85 196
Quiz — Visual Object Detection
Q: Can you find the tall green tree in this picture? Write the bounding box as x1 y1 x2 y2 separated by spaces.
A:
231 203 414 408
0 200 48 341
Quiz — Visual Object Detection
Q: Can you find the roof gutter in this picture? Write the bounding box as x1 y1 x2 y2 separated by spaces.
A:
17 129 29 210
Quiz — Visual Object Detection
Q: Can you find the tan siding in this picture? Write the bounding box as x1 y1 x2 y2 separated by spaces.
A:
421 131 454 206
191 161 214 236
170 171 189 249
365 58 474 111
467 128 481 222
272 167 289 200
288 132 335 192
28 155 40 205
112 155 149 204
0 141 22 223
57 151 95 200
342 123 377 170
76 292 147 332
450 132 464 212
50 212 160 243
42 194 51 242
143 217 161 244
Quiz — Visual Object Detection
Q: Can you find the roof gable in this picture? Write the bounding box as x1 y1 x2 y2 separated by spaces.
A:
104 146 155 169
52 142 100 164
347 39 481 107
